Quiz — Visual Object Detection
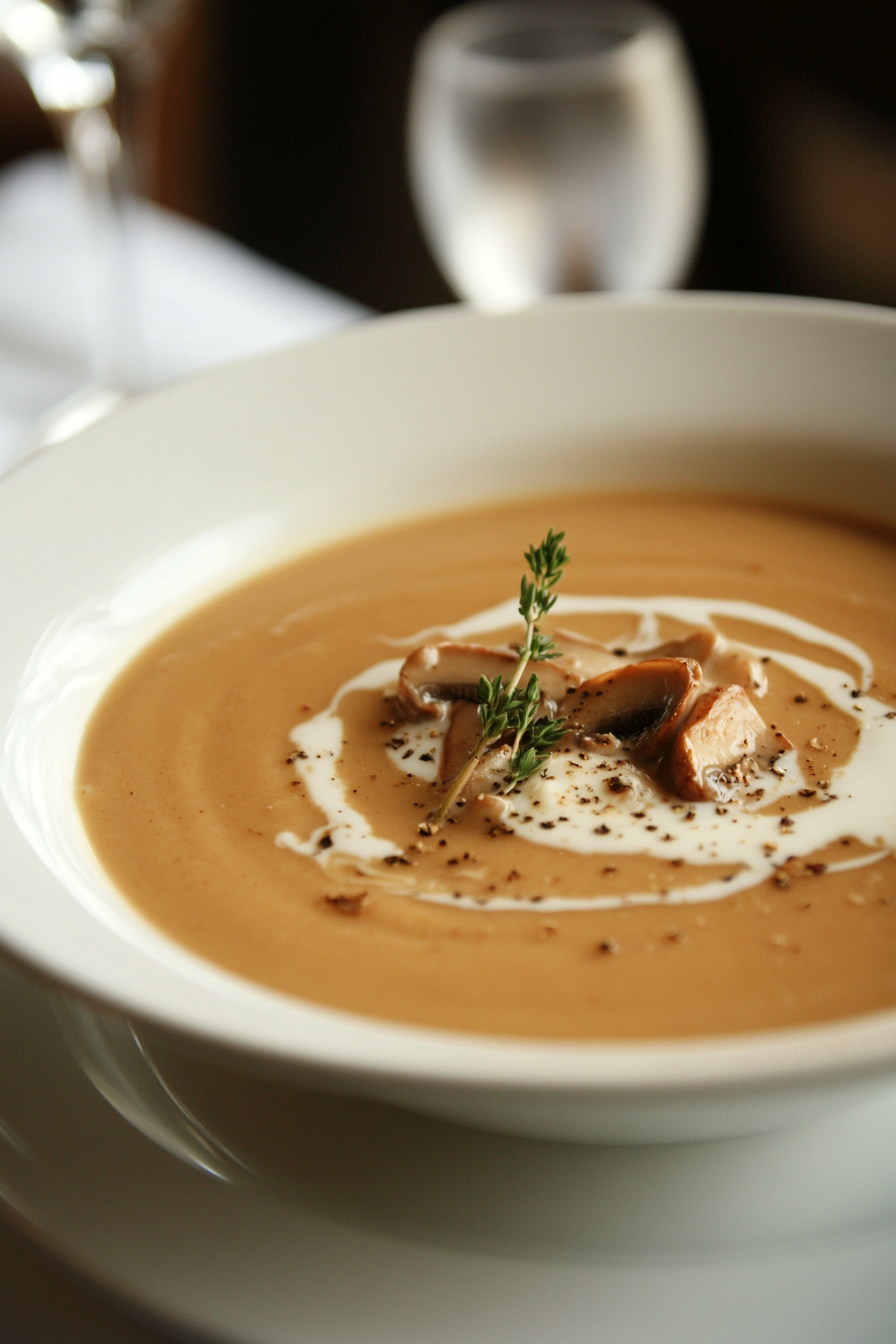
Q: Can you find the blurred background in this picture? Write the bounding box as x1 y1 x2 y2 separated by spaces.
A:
2 0 894 315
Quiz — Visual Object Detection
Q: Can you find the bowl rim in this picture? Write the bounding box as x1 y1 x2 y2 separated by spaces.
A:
2 289 896 1097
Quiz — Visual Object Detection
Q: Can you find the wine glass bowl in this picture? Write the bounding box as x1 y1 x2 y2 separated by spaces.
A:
408 0 707 308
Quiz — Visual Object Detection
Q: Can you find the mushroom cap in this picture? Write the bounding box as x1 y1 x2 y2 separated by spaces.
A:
397 642 578 720
665 684 769 802
562 657 703 762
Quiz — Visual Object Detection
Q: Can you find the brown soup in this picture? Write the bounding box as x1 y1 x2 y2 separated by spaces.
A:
77 491 896 1038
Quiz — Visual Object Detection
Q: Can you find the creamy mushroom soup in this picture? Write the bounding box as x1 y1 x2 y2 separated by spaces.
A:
77 492 896 1039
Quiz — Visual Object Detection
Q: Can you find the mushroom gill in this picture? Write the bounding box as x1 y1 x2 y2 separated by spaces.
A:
562 658 702 761
396 643 578 720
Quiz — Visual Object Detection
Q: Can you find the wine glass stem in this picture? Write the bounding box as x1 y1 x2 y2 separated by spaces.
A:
48 66 144 394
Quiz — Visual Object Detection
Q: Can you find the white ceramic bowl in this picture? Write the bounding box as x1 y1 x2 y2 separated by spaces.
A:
1 293 895 1143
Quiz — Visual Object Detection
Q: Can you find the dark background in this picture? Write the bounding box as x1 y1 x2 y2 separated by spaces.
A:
3 1 896 310
208 0 896 311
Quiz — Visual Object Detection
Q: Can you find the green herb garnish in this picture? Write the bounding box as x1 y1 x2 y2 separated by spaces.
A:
422 530 568 832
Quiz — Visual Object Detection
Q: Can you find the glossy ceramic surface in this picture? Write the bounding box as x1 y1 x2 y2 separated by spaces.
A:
0 295 895 1140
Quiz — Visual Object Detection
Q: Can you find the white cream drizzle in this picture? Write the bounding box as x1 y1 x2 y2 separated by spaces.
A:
275 597 895 911
276 660 404 865
384 720 443 782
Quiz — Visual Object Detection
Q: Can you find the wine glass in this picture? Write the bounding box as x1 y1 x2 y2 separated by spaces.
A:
408 0 707 308
0 0 189 444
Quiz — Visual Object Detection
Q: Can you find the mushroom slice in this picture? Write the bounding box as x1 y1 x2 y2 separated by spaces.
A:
551 629 627 680
396 642 578 720
472 792 514 826
665 685 769 802
705 643 768 697
562 658 702 761
466 744 513 797
646 630 718 665
439 700 482 784
645 630 767 697
429 702 513 802
433 747 512 807
398 644 514 720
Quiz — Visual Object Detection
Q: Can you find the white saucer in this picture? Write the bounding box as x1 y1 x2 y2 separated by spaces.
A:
1 959 896 1344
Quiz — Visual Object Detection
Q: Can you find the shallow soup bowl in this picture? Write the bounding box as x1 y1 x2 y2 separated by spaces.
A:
1 293 895 1149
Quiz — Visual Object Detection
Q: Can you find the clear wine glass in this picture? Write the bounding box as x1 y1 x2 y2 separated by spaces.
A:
408 0 707 308
0 0 189 444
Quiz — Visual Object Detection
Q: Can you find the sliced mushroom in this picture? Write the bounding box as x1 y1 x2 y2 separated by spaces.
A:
551 629 627 680
436 702 513 798
472 792 514 825
646 630 767 697
705 642 768 697
465 744 513 797
647 631 717 665
664 685 770 802
562 658 702 761
398 644 512 719
439 700 482 784
396 642 578 720
550 625 767 697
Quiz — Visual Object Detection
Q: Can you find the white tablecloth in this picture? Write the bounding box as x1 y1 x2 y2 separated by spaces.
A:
0 152 365 470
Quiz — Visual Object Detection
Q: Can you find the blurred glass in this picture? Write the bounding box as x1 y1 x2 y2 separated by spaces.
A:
408 0 707 308
0 0 189 442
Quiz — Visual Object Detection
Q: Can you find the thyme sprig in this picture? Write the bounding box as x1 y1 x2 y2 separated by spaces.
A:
505 705 568 790
421 530 568 833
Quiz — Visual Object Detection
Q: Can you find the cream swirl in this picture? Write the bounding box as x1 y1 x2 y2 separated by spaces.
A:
276 596 895 911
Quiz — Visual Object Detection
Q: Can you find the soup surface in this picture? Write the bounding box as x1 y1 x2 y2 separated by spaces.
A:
77 491 896 1038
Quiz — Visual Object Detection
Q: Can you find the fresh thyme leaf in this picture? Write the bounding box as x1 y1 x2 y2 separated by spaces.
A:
506 747 542 789
506 715 568 789
528 630 562 661
515 529 567 669
528 717 568 751
524 529 568 596
422 530 569 832
507 673 540 759
477 673 524 740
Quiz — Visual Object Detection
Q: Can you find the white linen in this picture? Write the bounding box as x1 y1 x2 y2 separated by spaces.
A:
0 152 365 469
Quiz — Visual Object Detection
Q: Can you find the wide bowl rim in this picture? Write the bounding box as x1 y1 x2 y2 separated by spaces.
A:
2 289 896 1098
